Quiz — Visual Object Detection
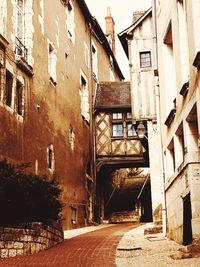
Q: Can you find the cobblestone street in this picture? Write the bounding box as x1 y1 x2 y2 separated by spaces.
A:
0 222 200 266
0 223 138 267
116 223 200 267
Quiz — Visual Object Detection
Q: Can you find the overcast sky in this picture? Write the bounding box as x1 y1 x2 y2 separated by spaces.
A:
85 0 151 80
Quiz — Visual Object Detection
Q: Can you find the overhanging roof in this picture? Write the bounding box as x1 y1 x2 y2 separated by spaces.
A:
118 7 152 58
95 82 131 110
77 0 124 80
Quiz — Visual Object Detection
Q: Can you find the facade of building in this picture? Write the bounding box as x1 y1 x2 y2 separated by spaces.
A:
118 7 164 225
0 0 123 230
94 81 150 222
155 0 200 244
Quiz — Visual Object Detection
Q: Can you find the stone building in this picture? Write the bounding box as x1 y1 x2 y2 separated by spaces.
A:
118 6 164 226
154 0 200 245
0 0 123 230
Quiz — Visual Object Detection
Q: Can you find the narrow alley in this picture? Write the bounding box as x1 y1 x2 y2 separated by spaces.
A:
0 0 200 266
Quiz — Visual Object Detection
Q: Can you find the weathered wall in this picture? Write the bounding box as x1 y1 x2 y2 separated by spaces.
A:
156 0 200 243
129 10 163 223
130 12 156 120
0 0 123 230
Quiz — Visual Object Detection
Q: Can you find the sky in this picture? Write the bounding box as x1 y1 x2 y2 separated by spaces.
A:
85 0 152 80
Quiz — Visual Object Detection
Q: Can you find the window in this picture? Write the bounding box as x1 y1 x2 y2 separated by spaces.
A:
47 144 55 171
127 123 137 137
167 140 175 175
113 124 123 137
64 52 68 75
5 70 13 107
92 44 98 79
69 126 75 150
67 0 74 40
16 79 23 115
15 0 27 59
84 42 89 68
126 112 132 119
140 51 151 68
80 74 89 122
48 43 57 84
113 113 122 119
71 207 77 224
111 112 136 138
16 0 24 42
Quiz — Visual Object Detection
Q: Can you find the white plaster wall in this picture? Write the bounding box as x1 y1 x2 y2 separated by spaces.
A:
147 121 163 215
131 13 156 120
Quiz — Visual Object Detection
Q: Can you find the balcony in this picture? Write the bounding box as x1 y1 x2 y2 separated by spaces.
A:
15 37 27 60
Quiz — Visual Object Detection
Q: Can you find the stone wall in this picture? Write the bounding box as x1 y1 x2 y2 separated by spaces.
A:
0 222 63 258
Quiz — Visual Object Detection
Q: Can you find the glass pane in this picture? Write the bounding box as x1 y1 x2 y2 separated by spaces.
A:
127 124 137 137
113 113 122 119
140 52 151 68
127 112 132 119
113 124 123 137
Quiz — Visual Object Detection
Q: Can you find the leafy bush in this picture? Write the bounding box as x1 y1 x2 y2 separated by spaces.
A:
0 159 63 225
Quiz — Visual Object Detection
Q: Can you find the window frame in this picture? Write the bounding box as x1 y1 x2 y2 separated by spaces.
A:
48 42 57 85
111 112 137 139
112 123 123 137
139 51 151 68
5 70 13 108
67 0 74 39
71 206 77 224
16 79 24 116
80 72 89 122
47 144 55 172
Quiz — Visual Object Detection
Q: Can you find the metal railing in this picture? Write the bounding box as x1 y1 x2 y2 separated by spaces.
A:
15 37 27 60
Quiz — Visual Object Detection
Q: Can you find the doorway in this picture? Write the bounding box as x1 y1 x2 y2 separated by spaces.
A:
183 193 192 245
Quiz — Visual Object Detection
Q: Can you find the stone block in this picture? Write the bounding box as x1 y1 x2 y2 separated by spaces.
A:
5 241 14 249
16 249 24 256
0 241 4 248
8 249 17 257
1 233 13 241
14 241 23 249
27 235 33 242
24 242 31 253
35 243 41 253
1 249 8 258
30 243 36 254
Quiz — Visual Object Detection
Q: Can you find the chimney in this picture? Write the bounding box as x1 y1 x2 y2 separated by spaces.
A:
105 7 116 56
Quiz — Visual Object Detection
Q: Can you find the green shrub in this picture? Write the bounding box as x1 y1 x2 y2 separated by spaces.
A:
0 159 63 225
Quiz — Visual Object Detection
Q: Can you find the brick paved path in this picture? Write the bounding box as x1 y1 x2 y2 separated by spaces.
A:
0 223 139 267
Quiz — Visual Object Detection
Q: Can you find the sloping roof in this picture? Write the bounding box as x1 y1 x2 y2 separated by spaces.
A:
95 82 131 109
118 7 152 58
77 0 124 80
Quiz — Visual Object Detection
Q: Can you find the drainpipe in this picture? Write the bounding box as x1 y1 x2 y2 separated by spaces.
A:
127 35 136 124
89 21 97 224
152 0 167 236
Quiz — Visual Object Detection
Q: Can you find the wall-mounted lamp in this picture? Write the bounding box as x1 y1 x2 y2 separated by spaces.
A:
136 121 146 139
